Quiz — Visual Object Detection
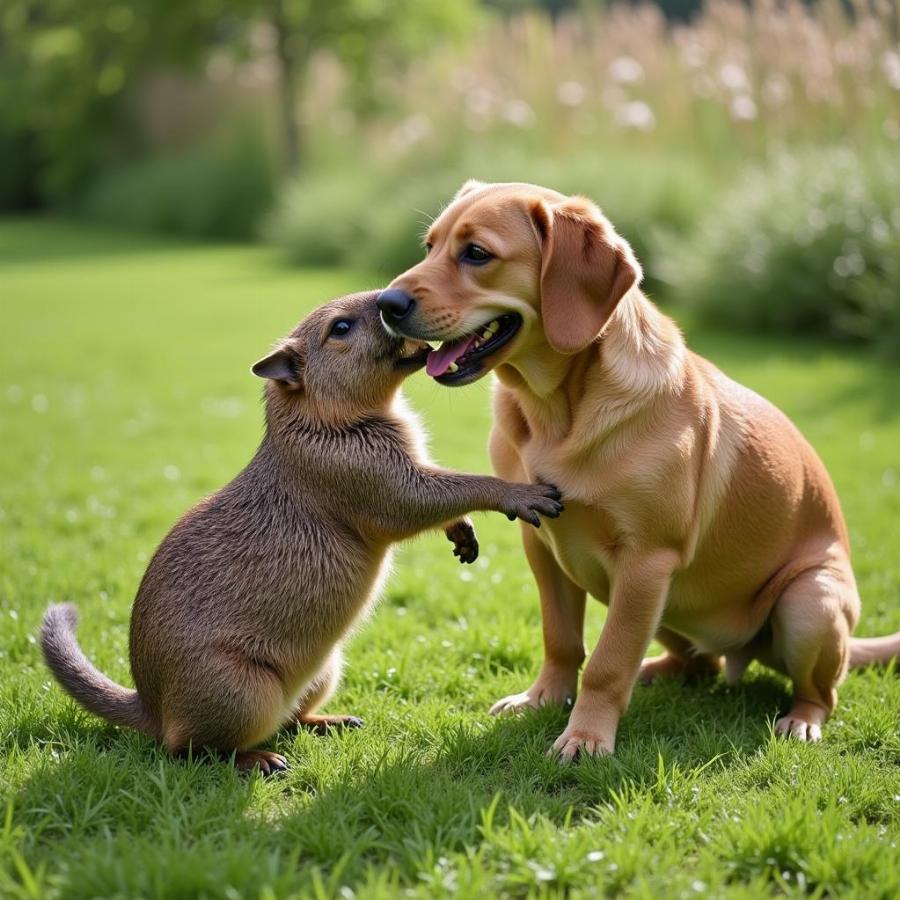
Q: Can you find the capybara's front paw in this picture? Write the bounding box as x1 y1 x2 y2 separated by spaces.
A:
445 518 479 564
500 482 564 527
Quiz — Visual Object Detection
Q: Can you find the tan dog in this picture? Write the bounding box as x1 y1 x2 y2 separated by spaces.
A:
377 180 900 760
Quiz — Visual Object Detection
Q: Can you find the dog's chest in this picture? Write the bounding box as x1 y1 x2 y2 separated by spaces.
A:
532 500 614 601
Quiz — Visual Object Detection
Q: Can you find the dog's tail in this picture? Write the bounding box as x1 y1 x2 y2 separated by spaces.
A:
40 603 154 735
848 631 900 669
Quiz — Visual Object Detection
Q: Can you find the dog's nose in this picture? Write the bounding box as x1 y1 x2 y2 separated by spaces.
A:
377 289 416 323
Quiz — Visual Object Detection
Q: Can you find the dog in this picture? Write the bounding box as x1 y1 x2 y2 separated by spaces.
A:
376 180 900 760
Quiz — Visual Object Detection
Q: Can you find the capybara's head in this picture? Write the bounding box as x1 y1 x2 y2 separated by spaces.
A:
252 291 429 422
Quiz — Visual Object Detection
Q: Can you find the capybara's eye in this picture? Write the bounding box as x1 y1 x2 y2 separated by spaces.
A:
329 319 354 338
461 243 492 265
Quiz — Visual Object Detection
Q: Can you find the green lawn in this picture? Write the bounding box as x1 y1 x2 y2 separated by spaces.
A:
1 218 899 899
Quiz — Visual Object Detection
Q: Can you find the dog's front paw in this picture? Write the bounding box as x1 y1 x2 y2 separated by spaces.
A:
501 482 564 527
548 724 615 763
489 676 575 715
445 518 478 564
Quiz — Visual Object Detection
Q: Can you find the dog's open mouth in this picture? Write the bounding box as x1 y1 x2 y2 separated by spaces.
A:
394 338 432 370
425 314 522 385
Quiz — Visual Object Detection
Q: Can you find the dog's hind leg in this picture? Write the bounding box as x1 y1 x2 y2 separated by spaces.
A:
639 627 722 684
769 562 857 742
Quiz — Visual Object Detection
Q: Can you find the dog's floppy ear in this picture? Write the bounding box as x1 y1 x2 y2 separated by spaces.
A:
531 198 642 355
454 179 486 201
251 343 305 390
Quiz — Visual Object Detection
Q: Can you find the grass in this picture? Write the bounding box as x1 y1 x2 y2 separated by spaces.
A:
1 218 899 899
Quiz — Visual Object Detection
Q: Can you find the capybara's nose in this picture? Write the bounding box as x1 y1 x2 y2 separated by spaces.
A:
377 289 416 324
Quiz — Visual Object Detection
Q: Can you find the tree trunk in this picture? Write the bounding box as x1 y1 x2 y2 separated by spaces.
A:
272 0 301 173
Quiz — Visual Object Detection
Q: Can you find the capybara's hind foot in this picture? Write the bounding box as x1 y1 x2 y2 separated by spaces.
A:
234 750 288 776
296 713 363 735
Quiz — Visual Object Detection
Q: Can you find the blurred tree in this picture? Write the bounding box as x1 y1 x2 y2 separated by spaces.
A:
0 0 475 205
0 1 242 203
263 0 476 171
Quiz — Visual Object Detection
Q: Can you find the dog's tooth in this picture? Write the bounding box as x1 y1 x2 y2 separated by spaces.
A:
487 320 500 334
448 362 459 373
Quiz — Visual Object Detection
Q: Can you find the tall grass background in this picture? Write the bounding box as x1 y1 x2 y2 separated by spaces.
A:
15 0 900 348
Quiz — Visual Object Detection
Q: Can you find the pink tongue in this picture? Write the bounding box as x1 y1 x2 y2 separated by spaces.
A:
426 335 476 377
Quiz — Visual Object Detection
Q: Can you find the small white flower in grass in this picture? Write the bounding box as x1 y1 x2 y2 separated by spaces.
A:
9 609 18 621
502 99 535 128
586 850 605 862
32 394 48 413
466 87 494 117
608 56 643 85
679 41 706 70
807 208 827 231
691 880 707 893
719 63 749 93
458 569 473 582
762 75 791 108
832 253 865 278
730 95 757 121
616 100 655 132
163 464 180 482
882 50 900 91
390 114 433 149
557 81 586 106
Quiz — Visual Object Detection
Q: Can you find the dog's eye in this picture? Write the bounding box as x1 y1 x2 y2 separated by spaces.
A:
329 319 354 338
461 243 492 265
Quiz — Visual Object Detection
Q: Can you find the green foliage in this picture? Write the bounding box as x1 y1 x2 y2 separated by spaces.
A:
81 128 275 240
672 147 900 356
265 147 718 291
0 0 246 202
0 0 477 205
2 221 900 897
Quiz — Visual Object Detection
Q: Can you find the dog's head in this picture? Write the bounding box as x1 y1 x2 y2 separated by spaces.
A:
377 181 643 386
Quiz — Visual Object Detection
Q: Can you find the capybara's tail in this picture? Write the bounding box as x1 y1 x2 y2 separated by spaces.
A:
848 631 900 668
40 603 154 734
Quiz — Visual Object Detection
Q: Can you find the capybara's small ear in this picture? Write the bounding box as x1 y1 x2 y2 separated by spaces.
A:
252 344 305 390
454 179 486 201
532 198 642 355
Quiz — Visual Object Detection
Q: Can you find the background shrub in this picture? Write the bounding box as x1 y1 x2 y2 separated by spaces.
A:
82 129 275 241
669 147 900 355
265 148 717 292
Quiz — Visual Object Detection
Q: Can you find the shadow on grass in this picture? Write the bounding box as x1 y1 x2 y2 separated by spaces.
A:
6 670 790 894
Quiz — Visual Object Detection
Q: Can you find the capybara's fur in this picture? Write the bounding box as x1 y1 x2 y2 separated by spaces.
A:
41 291 562 774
